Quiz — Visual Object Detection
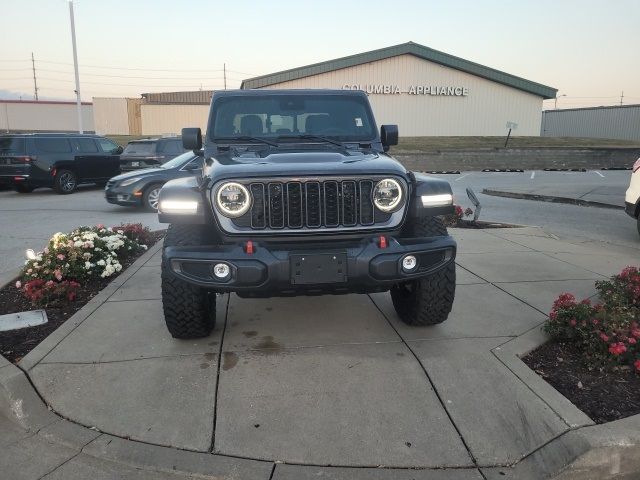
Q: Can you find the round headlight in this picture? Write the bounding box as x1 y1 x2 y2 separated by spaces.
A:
373 178 403 212
216 182 251 217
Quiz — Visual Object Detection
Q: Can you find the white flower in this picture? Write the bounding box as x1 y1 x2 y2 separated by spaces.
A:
15 281 22 289
84 261 93 269
141 245 148 250
96 260 105 266
117 230 124 234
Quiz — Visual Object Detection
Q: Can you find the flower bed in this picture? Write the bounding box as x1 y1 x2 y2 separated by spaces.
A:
523 266 640 423
0 224 164 363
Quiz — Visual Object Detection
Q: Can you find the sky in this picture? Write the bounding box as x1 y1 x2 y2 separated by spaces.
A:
1 0 639 109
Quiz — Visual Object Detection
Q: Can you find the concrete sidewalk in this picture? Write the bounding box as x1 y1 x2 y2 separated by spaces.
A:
483 183 627 209
1 228 640 479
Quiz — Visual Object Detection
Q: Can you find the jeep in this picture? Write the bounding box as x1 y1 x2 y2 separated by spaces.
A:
157 89 456 338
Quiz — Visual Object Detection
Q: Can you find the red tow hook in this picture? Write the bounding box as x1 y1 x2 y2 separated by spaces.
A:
245 240 254 254
378 236 387 249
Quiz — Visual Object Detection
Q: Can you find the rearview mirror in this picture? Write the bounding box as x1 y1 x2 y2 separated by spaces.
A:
381 125 398 147
182 128 202 151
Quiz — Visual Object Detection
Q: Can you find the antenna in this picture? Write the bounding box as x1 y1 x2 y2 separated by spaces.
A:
223 63 227 90
620 91 624 106
31 52 39 101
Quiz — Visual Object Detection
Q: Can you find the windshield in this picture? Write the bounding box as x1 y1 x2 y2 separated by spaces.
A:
161 152 196 169
0 137 26 154
210 94 376 143
123 141 156 155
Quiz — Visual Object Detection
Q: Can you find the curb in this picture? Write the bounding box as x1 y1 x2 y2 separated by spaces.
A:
482 189 624 210
2 235 640 479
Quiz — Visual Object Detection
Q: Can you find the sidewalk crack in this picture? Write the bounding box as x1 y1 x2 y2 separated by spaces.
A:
209 294 230 454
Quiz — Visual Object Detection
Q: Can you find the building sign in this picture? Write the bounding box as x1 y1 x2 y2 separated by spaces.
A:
342 84 469 96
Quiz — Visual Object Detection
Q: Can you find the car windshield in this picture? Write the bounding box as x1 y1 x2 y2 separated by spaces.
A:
161 152 196 169
123 141 156 155
210 94 376 143
0 137 26 154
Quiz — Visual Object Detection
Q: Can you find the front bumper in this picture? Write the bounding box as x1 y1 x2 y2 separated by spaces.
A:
163 235 456 296
105 186 143 206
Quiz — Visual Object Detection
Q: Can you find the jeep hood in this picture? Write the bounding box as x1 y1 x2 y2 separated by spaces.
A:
205 149 407 180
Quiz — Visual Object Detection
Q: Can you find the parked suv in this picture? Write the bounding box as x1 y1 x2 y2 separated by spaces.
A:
625 157 640 236
120 137 188 171
157 89 457 339
0 133 122 194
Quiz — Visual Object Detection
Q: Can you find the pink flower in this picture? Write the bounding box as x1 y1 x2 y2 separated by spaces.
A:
569 319 577 327
96 224 104 229
43 247 49 254
54 269 63 281
57 254 65 260
599 332 610 342
608 342 627 356
592 318 599 326
635 359 640 372
15 280 22 289
632 328 640 339
628 337 637 345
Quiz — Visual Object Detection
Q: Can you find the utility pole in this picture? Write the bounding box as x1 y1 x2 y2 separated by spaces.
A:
223 63 227 90
31 52 39 101
620 91 624 106
68 0 83 133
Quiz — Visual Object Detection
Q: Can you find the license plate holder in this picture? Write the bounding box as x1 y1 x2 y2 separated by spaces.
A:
131 161 140 167
290 253 347 285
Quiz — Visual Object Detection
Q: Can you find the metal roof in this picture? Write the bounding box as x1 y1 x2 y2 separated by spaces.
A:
241 42 557 99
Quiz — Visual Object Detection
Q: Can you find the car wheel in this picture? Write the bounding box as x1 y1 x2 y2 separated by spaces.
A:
161 224 216 339
14 184 34 193
390 216 456 326
53 169 78 194
143 184 163 211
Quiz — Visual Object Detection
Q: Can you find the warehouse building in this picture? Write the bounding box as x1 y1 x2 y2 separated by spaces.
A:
1 99 94 133
541 104 640 141
241 42 557 136
92 42 556 137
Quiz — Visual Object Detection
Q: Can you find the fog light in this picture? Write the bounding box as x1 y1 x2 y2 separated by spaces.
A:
213 263 231 279
402 255 418 272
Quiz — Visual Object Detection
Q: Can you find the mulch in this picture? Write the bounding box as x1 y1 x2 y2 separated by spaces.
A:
0 231 165 364
523 341 640 423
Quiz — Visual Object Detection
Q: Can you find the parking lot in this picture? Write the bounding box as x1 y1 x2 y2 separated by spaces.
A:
1 169 636 282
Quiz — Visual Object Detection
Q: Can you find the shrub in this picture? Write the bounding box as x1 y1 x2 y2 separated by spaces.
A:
110 223 154 246
442 205 473 227
17 224 150 306
544 266 640 373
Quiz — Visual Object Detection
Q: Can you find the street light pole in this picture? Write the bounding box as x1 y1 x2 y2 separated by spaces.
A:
554 94 566 110
68 0 83 133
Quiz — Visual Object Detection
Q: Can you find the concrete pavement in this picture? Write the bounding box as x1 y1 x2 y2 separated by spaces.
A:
2 226 639 478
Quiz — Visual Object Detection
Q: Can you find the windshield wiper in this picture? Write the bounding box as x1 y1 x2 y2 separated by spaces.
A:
214 136 279 147
277 134 345 148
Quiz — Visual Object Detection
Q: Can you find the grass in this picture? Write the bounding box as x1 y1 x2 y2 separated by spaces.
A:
394 136 640 154
107 134 640 151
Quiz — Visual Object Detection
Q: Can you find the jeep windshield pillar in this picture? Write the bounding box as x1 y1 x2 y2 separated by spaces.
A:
157 89 456 339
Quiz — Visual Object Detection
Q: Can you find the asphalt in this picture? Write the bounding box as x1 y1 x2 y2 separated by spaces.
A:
2 227 640 479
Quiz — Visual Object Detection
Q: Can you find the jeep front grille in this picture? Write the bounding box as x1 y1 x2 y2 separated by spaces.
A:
220 177 405 233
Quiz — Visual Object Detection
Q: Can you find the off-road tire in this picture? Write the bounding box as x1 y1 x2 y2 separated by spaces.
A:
53 169 78 194
14 184 34 193
391 216 456 325
161 224 216 338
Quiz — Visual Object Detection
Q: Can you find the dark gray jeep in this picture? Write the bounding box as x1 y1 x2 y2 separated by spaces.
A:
157 89 456 338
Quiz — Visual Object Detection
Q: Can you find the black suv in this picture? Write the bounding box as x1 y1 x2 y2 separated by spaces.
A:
0 133 122 194
157 89 457 339
120 137 188 172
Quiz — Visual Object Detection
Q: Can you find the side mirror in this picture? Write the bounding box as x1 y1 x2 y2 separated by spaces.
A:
182 128 202 151
381 125 399 147
115 145 124 154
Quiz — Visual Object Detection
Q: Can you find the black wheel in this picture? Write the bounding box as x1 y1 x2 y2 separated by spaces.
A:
391 216 456 326
14 184 34 193
161 224 216 339
53 169 77 194
143 183 163 211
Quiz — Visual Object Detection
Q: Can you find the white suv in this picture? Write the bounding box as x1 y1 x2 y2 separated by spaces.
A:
625 157 640 236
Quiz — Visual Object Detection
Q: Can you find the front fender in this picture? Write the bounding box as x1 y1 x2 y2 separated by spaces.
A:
157 176 207 224
407 173 455 218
